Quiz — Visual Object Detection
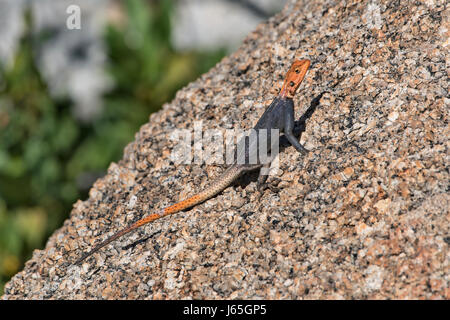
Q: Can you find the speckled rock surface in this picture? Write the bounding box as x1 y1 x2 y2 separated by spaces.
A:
3 0 448 299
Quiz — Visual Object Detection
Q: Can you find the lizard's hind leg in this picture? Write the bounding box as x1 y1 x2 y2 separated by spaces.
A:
257 162 271 190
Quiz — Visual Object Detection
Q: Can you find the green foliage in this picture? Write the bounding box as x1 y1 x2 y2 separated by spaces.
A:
0 0 225 294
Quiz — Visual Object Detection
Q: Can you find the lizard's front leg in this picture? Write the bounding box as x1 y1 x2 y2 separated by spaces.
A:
284 103 308 155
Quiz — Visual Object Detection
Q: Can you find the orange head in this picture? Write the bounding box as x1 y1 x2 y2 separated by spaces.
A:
279 59 310 99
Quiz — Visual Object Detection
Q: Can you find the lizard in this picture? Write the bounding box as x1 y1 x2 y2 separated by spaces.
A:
74 59 311 265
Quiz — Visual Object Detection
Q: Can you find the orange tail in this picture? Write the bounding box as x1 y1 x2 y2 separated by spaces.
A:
74 195 202 265
75 165 244 264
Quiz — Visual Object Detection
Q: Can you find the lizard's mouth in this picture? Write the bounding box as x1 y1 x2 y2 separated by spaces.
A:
280 59 310 98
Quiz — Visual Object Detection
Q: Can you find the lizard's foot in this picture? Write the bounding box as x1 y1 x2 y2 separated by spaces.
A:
256 181 268 192
297 144 309 155
256 180 280 195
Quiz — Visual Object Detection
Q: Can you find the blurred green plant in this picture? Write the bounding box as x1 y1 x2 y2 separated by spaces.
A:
0 0 225 294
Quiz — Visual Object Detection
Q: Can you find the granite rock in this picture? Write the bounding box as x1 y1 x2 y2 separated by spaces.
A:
2 0 448 299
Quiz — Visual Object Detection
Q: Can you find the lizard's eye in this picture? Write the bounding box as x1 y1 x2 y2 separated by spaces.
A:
295 69 300 74
290 81 295 87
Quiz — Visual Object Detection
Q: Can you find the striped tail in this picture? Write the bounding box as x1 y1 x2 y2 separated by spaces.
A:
75 165 244 264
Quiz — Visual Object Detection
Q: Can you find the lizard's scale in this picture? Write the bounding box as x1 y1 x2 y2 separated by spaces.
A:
75 59 310 265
